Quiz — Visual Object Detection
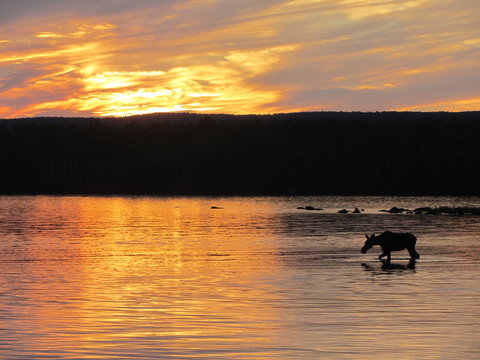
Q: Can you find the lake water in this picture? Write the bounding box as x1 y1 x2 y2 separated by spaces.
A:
0 196 479 359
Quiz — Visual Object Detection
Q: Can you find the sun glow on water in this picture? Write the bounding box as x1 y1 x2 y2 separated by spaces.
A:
1 196 480 358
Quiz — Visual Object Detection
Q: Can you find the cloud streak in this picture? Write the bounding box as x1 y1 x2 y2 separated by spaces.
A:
0 0 478 117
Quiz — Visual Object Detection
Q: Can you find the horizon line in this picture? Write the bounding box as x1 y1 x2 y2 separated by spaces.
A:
2 109 480 121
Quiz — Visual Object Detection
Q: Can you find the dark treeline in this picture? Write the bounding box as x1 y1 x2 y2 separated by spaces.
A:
1 111 479 196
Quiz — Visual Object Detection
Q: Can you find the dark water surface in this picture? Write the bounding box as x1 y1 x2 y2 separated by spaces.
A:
0 196 479 359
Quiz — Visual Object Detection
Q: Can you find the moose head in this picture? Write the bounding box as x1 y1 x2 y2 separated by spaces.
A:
361 233 377 254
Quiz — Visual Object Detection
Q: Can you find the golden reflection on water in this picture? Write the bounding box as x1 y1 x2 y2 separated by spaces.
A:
1 196 479 359
0 197 286 358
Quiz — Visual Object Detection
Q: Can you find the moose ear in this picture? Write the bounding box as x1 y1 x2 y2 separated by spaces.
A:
371 233 375 238
365 234 370 240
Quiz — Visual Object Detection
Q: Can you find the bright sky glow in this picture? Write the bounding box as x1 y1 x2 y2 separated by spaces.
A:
0 0 478 117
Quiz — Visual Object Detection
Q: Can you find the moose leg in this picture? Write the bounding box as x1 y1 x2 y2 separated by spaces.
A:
407 246 420 259
378 252 391 262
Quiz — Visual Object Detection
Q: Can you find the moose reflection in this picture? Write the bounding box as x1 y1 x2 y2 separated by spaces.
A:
361 259 417 272
361 231 420 263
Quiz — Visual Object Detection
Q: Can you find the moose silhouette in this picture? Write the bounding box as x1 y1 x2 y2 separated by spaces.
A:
361 231 420 262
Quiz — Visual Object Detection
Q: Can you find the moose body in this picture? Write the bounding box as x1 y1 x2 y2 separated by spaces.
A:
361 231 420 262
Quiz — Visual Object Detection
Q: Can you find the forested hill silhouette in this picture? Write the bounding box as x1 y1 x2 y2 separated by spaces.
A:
1 111 479 195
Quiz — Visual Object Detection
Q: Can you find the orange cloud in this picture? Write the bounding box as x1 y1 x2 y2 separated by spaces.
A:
8 40 298 117
0 10 303 118
397 97 480 112
0 0 478 117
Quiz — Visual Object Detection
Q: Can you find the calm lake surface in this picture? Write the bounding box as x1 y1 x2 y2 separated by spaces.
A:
1 196 479 359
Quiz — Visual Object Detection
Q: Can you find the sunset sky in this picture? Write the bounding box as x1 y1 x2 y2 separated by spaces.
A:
0 0 479 118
